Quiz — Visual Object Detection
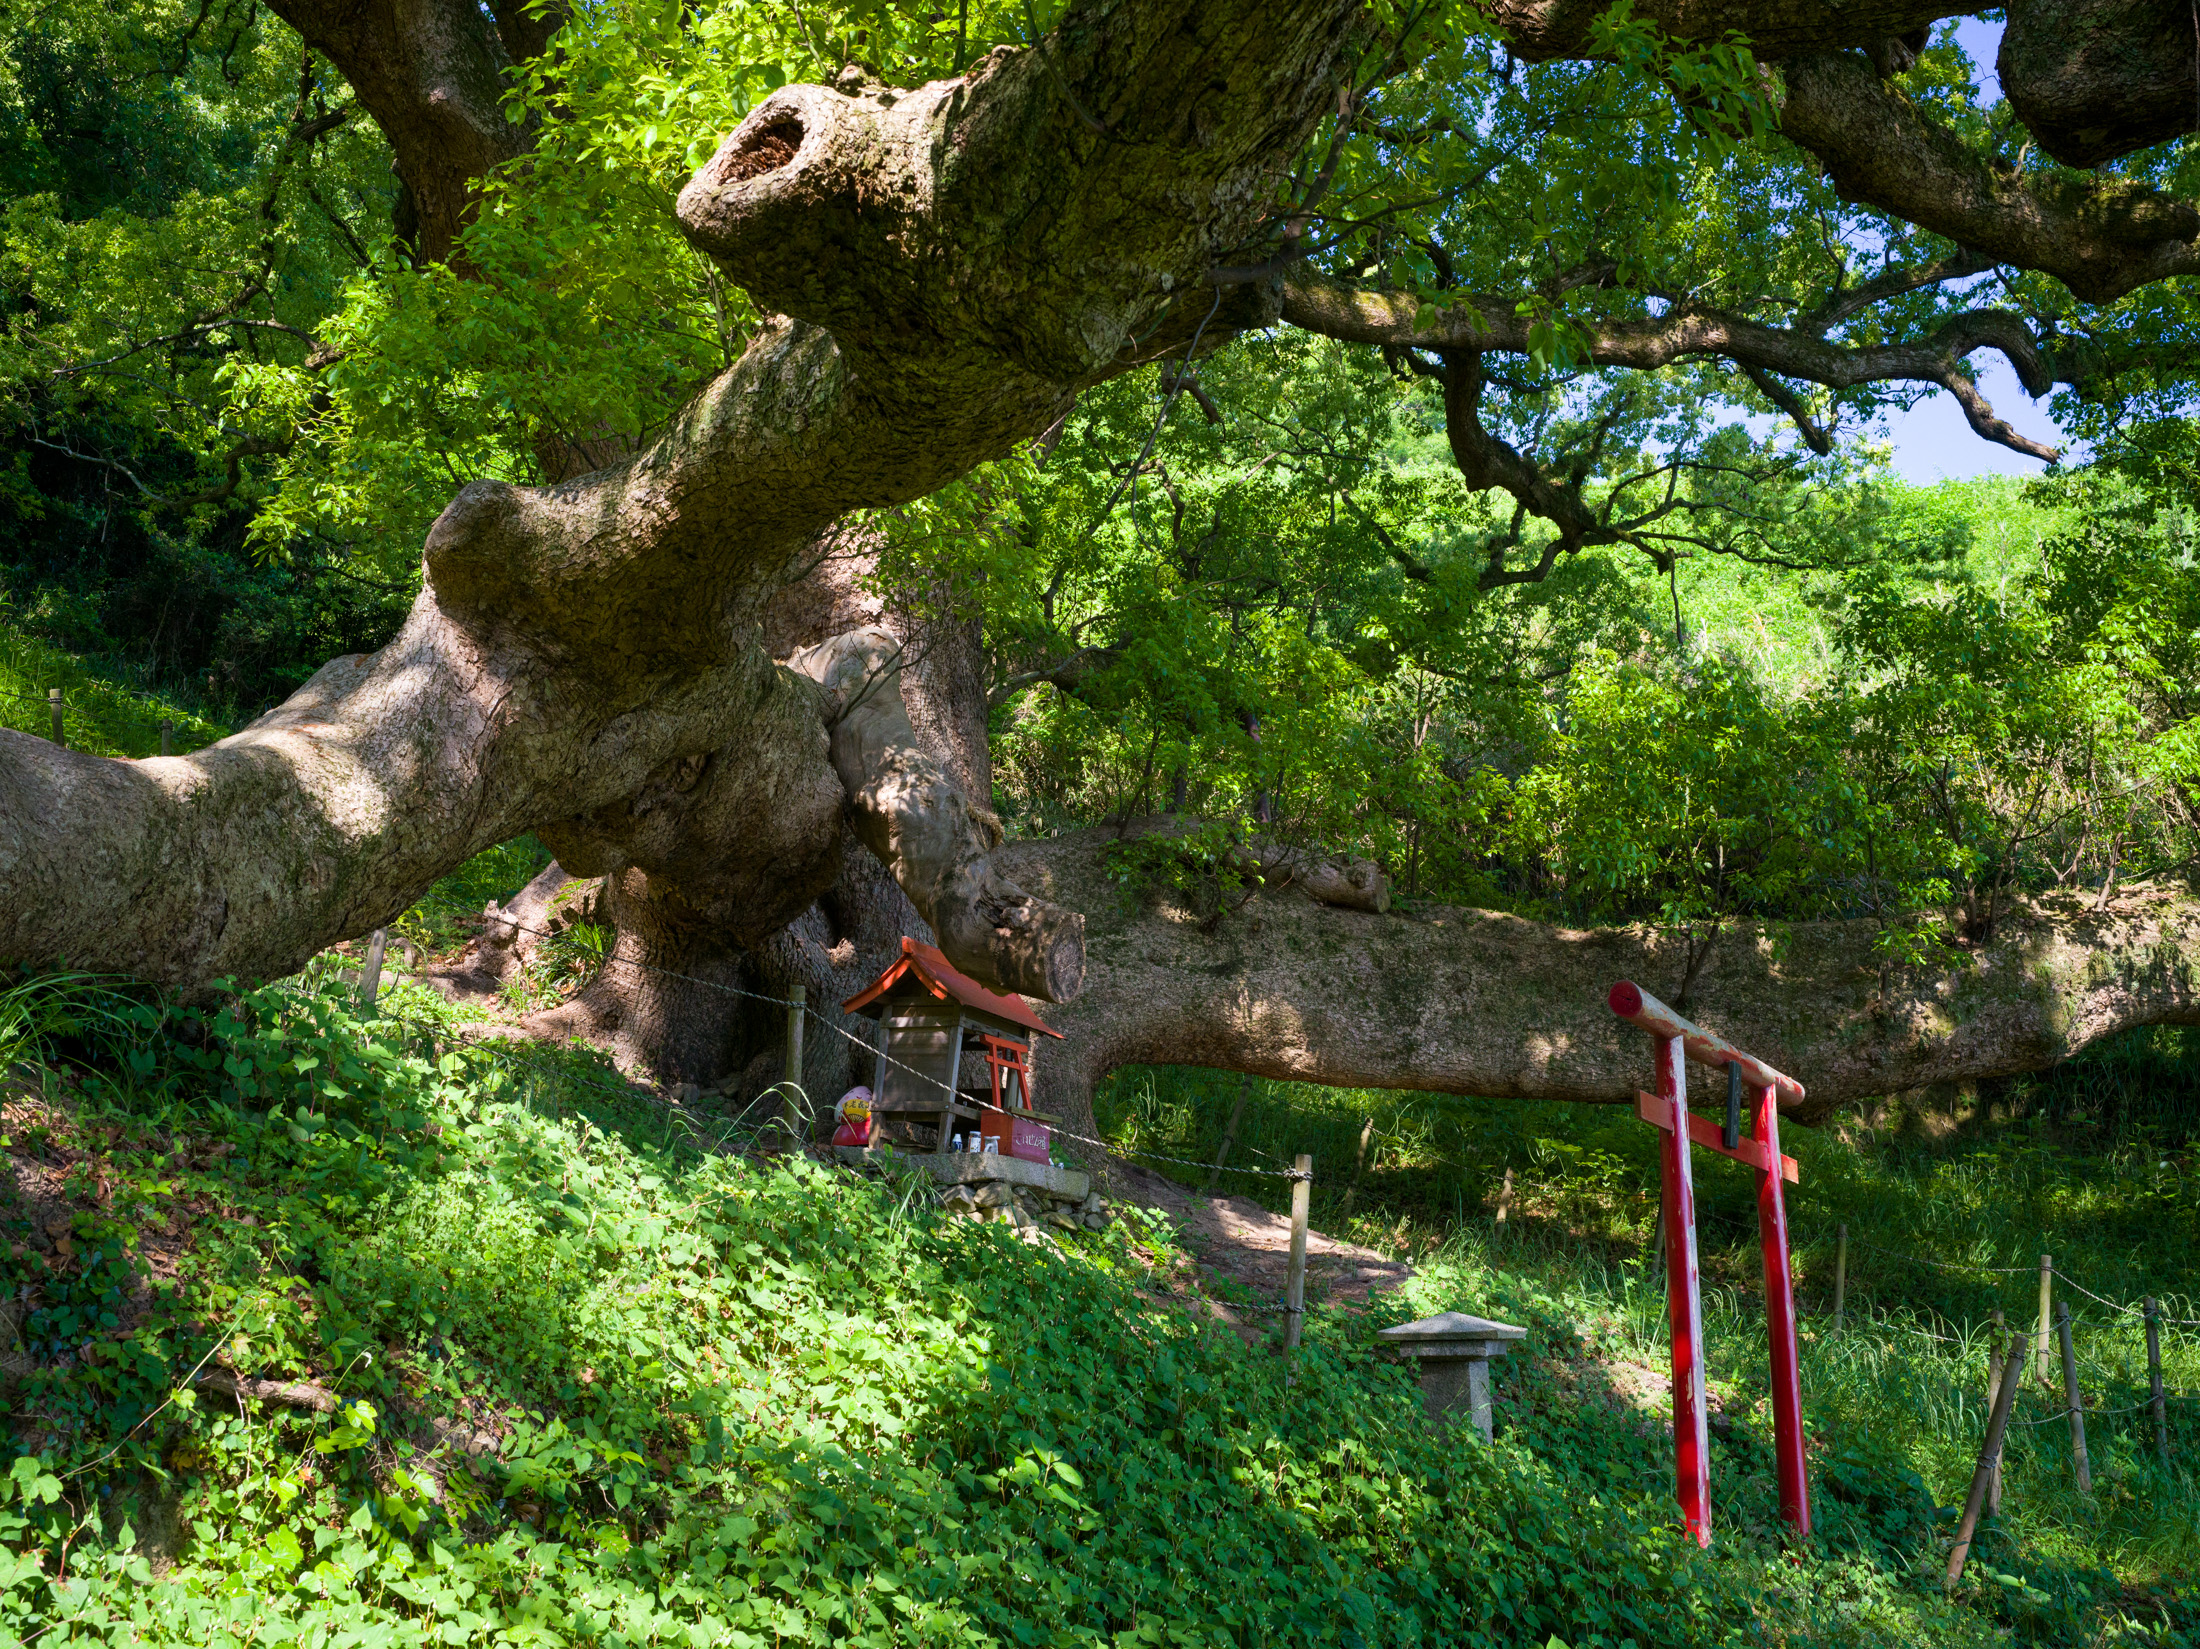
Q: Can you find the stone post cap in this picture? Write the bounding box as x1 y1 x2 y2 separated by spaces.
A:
1377 1312 1528 1355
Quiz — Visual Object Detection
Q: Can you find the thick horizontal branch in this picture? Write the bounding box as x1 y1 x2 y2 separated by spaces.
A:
1780 51 2200 306
1282 272 2062 461
1010 824 2200 1130
1282 273 2055 397
1486 0 1965 61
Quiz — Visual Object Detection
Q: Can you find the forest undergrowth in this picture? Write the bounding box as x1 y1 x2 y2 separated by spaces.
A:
0 952 2191 1648
1098 1051 2200 1644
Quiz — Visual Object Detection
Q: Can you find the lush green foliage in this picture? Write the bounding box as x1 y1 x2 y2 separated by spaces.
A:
0 2 412 720
3 959 2192 1647
0 610 225 755
951 351 2197 962
1099 1053 2200 1642
0 973 1977 1647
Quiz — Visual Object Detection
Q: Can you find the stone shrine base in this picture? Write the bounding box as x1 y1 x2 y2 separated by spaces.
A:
832 1146 1112 1236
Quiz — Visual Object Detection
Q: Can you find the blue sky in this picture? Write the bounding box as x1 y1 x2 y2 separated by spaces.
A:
1876 16 2072 482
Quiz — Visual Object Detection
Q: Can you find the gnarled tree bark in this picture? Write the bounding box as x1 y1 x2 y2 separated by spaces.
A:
0 0 1351 1002
1007 824 2200 1142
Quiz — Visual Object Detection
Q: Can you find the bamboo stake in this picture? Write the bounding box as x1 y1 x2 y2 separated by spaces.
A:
1832 1224 1847 1332
2056 1301 2091 1495
2036 1254 2054 1389
1493 1166 1515 1227
1281 1154 1311 1355
160 719 173 757
1203 1075 1251 1193
1986 1309 2005 1514
48 687 62 747
2147 1298 2169 1471
1947 1333 2028 1590
1338 1115 1376 1217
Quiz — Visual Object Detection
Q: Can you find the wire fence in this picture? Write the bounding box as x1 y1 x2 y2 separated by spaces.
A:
342 913 1323 1328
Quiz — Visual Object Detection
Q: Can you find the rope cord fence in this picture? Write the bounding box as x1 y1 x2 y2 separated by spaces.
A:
355 918 2191 1391
1842 1233 2038 1274
473 914 1312 1182
352 917 1320 1332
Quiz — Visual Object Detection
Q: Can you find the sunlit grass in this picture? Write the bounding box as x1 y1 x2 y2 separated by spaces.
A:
1098 1051 2200 1628
0 615 228 756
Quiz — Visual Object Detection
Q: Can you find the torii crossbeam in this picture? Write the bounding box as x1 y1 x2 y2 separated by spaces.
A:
1609 980 1810 1547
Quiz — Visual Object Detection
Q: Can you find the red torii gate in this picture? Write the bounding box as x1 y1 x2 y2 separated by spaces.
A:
1609 980 1810 1547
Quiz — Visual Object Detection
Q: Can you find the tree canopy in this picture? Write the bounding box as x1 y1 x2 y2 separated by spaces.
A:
1 0 2197 1119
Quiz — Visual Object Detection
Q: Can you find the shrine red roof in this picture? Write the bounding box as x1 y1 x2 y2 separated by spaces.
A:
841 936 1064 1039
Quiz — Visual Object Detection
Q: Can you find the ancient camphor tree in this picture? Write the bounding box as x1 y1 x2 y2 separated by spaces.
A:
3 0 2199 1137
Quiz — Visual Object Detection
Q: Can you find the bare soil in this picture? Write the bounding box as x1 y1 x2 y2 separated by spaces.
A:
1101 1160 1413 1343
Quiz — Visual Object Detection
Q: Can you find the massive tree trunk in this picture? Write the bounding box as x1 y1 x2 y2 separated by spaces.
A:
1008 823 2200 1141
0 0 1348 1000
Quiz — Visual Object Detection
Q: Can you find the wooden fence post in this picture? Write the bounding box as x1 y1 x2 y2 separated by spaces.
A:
1281 1154 1312 1355
48 687 63 748
160 719 173 757
2056 1301 2091 1495
785 986 807 1087
357 927 389 1015
1832 1224 1847 1332
1203 1075 1251 1193
2147 1298 2169 1470
1947 1333 2028 1590
1986 1309 2006 1514
2036 1254 2054 1389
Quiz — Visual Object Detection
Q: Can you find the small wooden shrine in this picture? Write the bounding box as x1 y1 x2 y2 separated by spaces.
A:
841 937 1064 1161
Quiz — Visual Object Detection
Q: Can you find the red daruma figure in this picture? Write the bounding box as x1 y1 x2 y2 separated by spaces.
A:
832 1087 875 1148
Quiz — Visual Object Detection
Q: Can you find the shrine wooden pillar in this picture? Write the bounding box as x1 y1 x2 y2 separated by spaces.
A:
1612 980 1811 1547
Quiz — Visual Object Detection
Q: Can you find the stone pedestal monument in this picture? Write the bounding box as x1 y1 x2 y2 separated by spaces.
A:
1377 1312 1528 1441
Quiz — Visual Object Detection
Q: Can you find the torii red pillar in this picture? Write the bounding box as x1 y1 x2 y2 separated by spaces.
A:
1611 981 1811 1545
1653 1028 1712 1545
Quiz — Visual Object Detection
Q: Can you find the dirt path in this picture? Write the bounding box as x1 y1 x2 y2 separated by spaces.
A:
1103 1161 1413 1330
